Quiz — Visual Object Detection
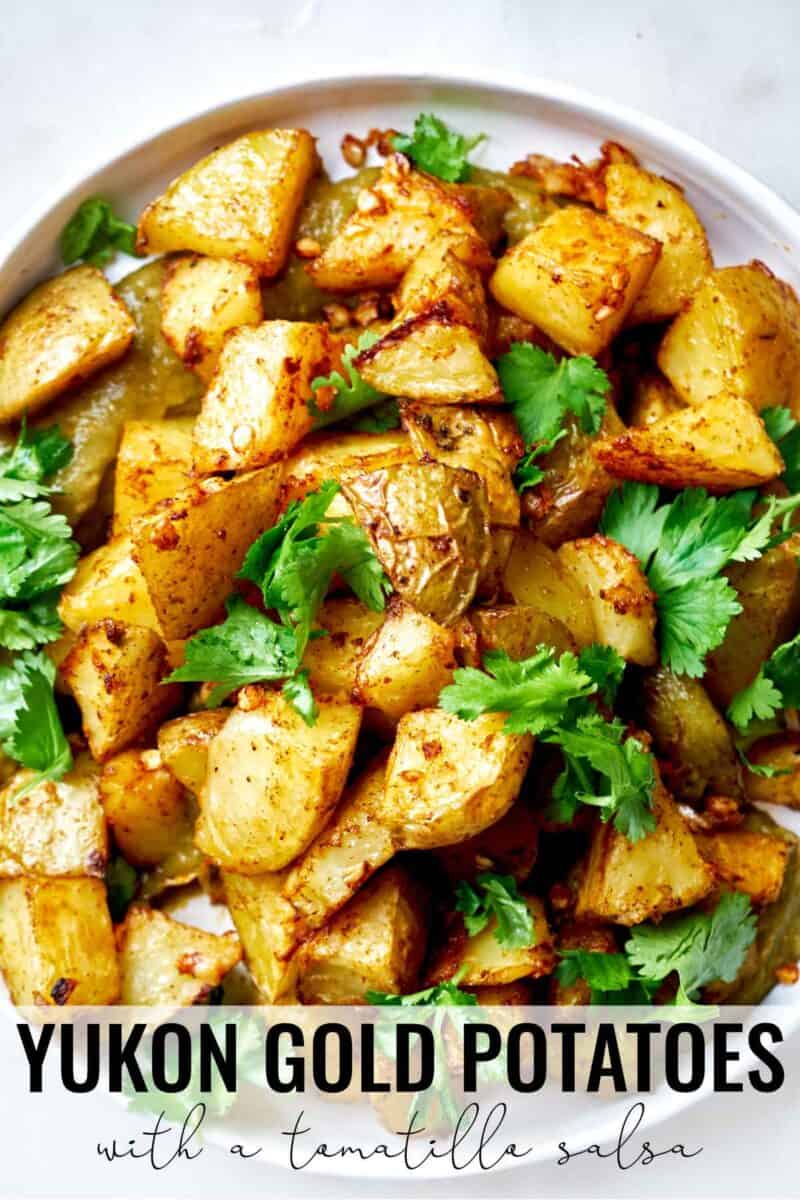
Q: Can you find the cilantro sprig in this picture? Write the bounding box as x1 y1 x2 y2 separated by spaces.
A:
557 891 757 1007
61 198 140 268
496 343 610 492
455 872 535 948
0 652 73 794
763 405 800 493
727 629 800 733
366 965 477 1008
309 332 388 430
392 113 485 183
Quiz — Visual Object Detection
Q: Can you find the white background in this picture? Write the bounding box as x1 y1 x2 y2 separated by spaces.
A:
2 1 800 1196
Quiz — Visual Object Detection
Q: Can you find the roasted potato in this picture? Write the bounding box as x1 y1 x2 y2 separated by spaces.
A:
157 710 230 794
282 430 414 506
112 418 194 534
0 755 106 878
117 905 241 1006
394 233 493 333
558 535 658 666
301 597 385 699
138 129 319 274
743 733 800 808
0 265 135 423
100 749 192 867
628 372 685 427
550 922 619 1005
434 799 540 884
161 254 264 380
196 689 361 873
503 532 596 647
427 895 553 987
695 830 789 907
490 205 661 355
223 868 300 1002
354 599 457 725
59 535 159 634
468 603 577 660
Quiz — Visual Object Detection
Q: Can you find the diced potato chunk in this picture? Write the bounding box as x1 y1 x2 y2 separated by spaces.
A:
196 689 361 872
307 154 493 291
0 877 119 1006
469 604 577 660
428 895 553 986
490 206 660 355
59 535 160 634
558 535 658 666
100 749 192 867
695 831 789 907
298 866 427 1004
593 392 783 491
130 466 283 639
0 755 106 878
282 431 414 505
192 321 344 473
62 620 182 761
744 733 800 809
0 266 135 422
628 372 685 427
384 709 533 849
137 129 319 275
223 869 300 1002
657 263 800 410
604 163 712 323
503 532 596 648
576 785 714 925
302 597 384 699
435 799 540 883
113 418 194 534
355 599 457 724
395 233 493 334
157 710 230 793
117 906 241 1006
161 255 263 380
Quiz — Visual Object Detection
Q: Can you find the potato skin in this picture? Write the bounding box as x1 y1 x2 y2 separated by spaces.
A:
281 430 414 506
0 754 106 878
116 905 241 1006
100 749 192 867
0 265 135 423
468 604 577 660
160 254 263 381
355 599 457 725
558 535 658 666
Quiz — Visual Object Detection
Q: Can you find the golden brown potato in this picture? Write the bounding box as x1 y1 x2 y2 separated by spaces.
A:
354 599 457 725
138 129 319 274
301 597 385 699
428 895 553 987
0 877 119 1006
223 868 300 1002
503 532 596 648
196 689 361 873
657 263 800 411
117 905 241 1006
297 866 428 1004
558 535 658 666
628 372 686 427
593 393 783 491
550 922 619 1005
342 462 490 626
394 233 493 334
0 755 106 878
130 465 283 639
157 710 230 793
468 604 577 660
576 784 714 925
744 733 800 808
490 205 660 355
100 749 192 867
192 321 345 473
281 430 414 506
59 535 160 634
640 667 742 803
161 255 263 381
62 620 182 761
434 799 540 884
705 546 800 708
112 418 194 534
0 265 135 423
695 831 789 907
604 163 712 323
307 154 495 291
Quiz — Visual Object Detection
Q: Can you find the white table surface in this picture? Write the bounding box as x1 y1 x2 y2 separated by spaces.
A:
2 1 800 1195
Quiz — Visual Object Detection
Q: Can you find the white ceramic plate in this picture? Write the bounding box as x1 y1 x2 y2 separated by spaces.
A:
2 71 799 1179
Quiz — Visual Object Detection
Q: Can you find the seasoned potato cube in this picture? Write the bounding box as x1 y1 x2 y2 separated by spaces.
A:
0 877 119 1005
157 710 230 793
283 754 395 932
428 895 553 987
470 981 535 1005
62 620 182 761
503 532 596 648
307 154 494 291
657 263 800 410
469 604 577 659
576 785 714 925
384 709 533 849
558 535 658 666
130 466 282 639
196 689 361 873
490 206 660 355
394 234 493 334
0 266 135 422
161 255 263 381
342 462 491 626
223 869 300 1002
550 922 619 1005
59 535 160 634
435 799 540 883
112 418 194 534
282 431 414 506
694 831 789 907
117 905 241 1006
192 321 344 473
592 392 783 491
302 597 385 699
604 163 712 323
298 866 427 1004
628 372 685 427
100 749 192 867
0 755 106 878
705 546 800 708
402 404 522 529
744 734 800 808
137 129 319 274
355 599 457 724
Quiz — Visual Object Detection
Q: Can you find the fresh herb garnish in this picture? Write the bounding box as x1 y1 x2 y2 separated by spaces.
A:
347 398 401 433
366 963 477 1007
455 872 535 948
391 113 485 183
727 629 800 733
0 651 73 794
60 197 139 268
309 332 388 429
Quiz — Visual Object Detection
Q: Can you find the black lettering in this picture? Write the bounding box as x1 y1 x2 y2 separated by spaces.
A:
748 1022 784 1093
16 1022 54 1091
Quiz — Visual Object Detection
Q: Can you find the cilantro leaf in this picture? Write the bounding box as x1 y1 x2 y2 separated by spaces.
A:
577 644 626 705
0 651 72 793
556 949 634 997
309 332 387 429
0 422 73 499
600 482 667 568
392 113 485 183
347 398 401 433
0 500 79 601
763 405 800 493
657 577 742 678
61 197 139 267
454 872 535 948
106 855 137 922
727 629 800 732
0 591 63 651
367 964 477 1007
282 669 317 726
